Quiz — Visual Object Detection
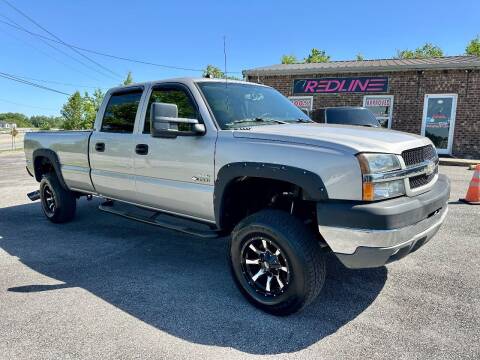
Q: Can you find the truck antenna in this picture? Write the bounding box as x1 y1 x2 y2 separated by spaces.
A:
223 35 228 86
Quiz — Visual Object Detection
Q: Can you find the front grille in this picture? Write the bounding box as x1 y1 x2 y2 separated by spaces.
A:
409 166 438 189
402 145 437 167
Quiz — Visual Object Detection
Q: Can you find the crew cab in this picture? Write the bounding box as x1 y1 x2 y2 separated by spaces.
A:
24 78 450 315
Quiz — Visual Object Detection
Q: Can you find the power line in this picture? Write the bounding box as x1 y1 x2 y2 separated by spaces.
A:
0 23 103 82
0 0 122 80
0 17 242 74
0 97 58 111
4 71 105 90
0 14 105 82
0 71 70 95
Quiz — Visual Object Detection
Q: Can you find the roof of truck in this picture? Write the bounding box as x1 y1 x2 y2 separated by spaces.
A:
108 77 262 92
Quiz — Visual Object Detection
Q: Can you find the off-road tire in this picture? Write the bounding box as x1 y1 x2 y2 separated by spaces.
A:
230 209 326 315
40 173 76 223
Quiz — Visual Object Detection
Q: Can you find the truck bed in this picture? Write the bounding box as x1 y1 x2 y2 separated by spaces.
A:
24 130 95 192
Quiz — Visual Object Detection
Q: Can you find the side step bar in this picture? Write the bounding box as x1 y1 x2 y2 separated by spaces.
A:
98 202 221 239
27 190 40 201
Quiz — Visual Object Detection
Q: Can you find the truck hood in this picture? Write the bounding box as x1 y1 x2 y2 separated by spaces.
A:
232 123 430 154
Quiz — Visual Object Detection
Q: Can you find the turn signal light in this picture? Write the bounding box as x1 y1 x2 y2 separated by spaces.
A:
363 182 375 201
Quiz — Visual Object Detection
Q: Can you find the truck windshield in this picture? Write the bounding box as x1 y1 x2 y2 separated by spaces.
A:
326 108 380 127
197 82 311 129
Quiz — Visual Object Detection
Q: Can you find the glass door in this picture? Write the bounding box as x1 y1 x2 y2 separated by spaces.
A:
363 95 394 128
421 94 457 154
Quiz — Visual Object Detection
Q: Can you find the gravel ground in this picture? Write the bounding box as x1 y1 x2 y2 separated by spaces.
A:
0 151 479 360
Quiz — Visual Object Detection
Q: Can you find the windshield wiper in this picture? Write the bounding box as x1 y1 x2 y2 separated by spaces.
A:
227 117 288 126
292 118 312 123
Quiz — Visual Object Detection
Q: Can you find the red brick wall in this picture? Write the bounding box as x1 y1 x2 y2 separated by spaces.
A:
247 70 480 159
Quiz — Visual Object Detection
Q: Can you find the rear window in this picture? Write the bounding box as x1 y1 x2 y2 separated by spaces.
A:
101 90 143 133
326 108 379 127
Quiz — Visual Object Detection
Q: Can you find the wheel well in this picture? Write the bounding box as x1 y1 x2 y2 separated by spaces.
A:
33 156 55 182
219 177 317 231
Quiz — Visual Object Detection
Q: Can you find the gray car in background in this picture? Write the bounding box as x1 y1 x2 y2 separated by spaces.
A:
24 78 450 315
313 106 382 127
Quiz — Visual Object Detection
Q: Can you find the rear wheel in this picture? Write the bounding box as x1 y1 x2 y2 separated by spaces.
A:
40 173 76 223
230 209 326 315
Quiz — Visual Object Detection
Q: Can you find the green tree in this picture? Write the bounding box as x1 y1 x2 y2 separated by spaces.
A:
304 48 330 63
356 53 365 61
202 64 240 80
82 92 96 128
92 88 105 111
61 91 85 130
203 64 225 78
123 71 134 85
397 43 444 59
0 112 32 127
61 89 105 130
466 36 480 56
281 54 297 64
29 115 63 129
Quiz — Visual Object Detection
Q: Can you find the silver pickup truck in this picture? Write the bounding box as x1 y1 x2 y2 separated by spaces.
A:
24 78 450 315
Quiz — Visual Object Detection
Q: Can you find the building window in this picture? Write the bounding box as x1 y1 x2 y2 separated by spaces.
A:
363 95 394 128
421 94 457 155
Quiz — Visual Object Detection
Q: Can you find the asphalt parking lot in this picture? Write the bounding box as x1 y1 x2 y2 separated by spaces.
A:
0 150 479 360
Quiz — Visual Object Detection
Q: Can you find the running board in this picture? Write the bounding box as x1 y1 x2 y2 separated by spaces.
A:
98 202 221 238
27 190 40 201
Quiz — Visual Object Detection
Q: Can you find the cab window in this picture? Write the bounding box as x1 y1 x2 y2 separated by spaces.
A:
144 86 198 133
100 89 143 133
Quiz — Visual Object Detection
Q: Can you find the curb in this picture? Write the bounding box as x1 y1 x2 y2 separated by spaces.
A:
439 158 480 168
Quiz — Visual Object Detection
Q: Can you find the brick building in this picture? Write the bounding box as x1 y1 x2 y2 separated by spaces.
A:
245 56 480 158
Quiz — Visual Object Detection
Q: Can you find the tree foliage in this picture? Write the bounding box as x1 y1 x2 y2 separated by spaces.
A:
60 89 105 130
304 48 330 63
202 64 240 80
123 71 134 85
0 112 31 127
281 54 298 64
29 115 63 130
397 43 444 59
203 65 225 78
356 53 365 61
466 36 480 56
0 113 63 129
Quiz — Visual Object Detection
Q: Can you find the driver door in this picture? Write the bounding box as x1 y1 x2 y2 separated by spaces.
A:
133 83 216 222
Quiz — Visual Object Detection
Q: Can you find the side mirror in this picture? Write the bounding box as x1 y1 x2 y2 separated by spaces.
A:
150 102 206 138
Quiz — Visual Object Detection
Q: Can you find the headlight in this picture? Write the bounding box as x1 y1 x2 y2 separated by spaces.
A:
357 153 405 201
357 153 401 173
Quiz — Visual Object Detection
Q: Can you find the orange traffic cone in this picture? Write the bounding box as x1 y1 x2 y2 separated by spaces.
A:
460 164 480 205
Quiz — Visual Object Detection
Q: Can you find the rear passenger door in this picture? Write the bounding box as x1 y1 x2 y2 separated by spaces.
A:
89 87 144 202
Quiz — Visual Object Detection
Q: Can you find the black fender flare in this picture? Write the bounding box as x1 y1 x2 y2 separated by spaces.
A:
214 162 329 229
32 149 69 190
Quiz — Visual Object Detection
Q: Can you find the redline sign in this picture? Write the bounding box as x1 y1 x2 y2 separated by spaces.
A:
293 77 389 94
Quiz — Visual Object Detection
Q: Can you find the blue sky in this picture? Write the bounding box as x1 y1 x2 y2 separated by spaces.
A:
0 0 479 116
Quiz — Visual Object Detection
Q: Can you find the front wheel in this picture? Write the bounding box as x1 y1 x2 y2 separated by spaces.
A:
40 173 76 223
230 210 326 315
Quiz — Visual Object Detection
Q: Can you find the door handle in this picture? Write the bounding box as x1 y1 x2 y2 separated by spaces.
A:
95 142 105 152
135 144 149 155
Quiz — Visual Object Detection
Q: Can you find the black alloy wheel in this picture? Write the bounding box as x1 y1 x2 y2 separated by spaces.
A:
241 235 290 297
